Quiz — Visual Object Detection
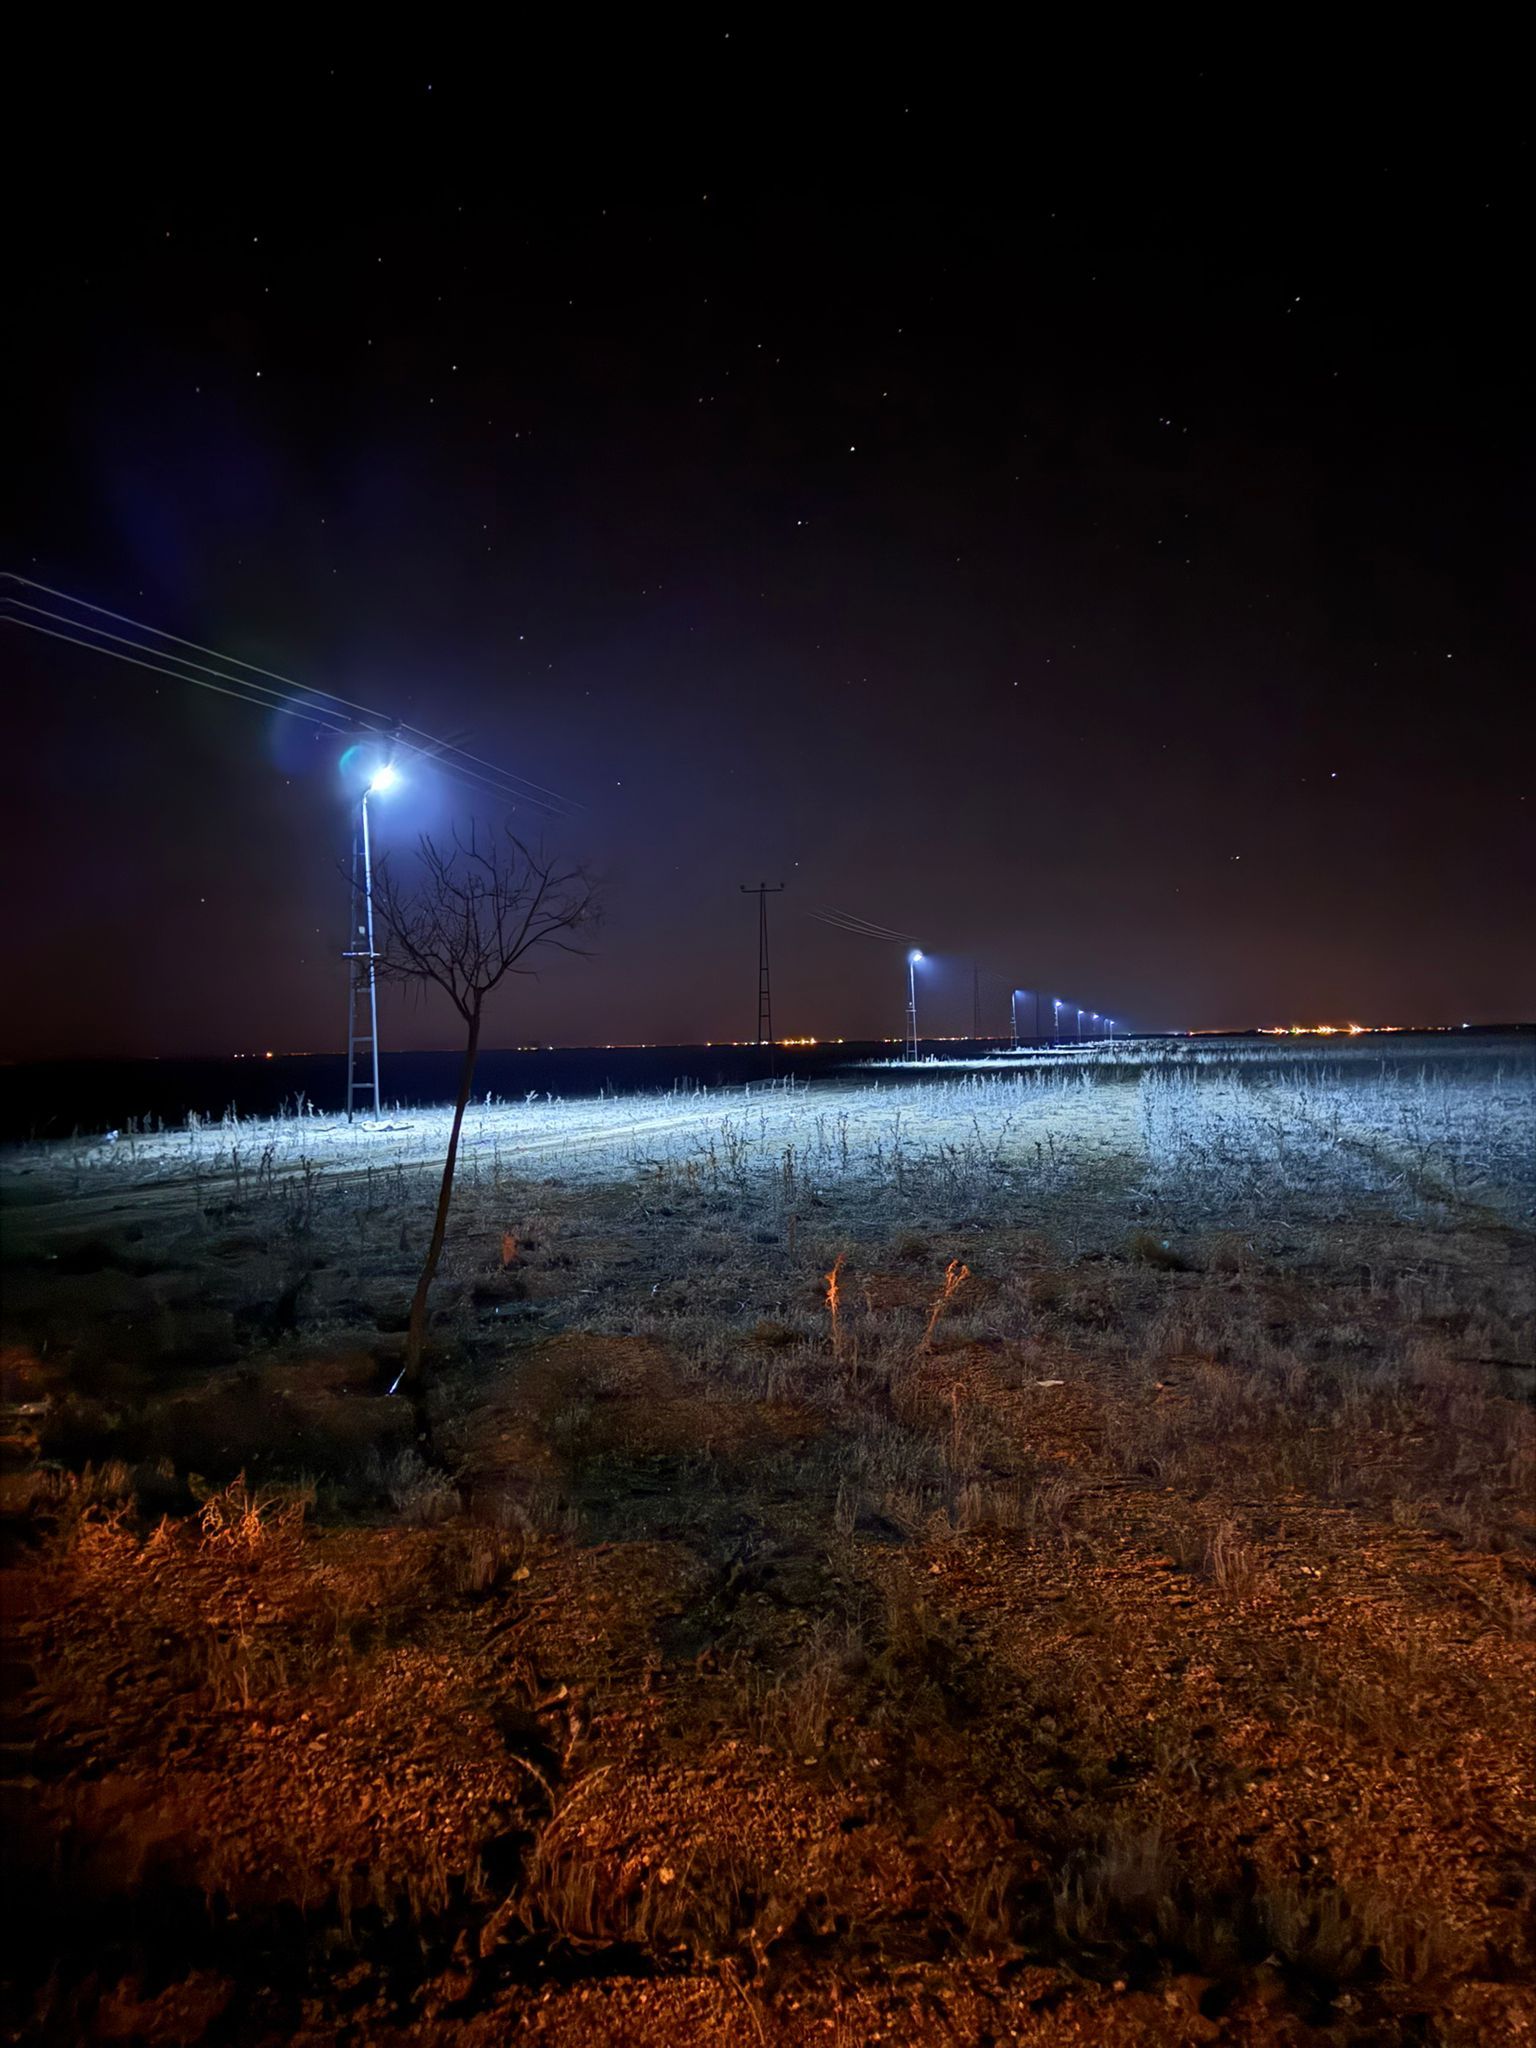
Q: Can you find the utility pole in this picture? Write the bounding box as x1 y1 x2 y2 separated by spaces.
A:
740 883 784 1069
343 762 399 1121
344 786 383 1121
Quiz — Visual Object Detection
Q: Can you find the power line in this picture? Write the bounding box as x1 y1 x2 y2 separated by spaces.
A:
0 612 341 728
0 572 582 817
807 905 919 945
4 573 576 806
2 597 346 727
5 603 559 815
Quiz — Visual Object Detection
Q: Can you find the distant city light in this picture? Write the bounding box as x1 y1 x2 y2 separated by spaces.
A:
1253 1024 1433 1040
1258 1022 1406 1037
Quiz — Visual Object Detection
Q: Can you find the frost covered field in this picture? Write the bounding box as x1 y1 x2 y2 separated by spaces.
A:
3 1033 1534 2045
6 1033 1532 1238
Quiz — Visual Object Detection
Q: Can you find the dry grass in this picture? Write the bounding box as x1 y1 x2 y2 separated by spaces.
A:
2 1040 1533 2042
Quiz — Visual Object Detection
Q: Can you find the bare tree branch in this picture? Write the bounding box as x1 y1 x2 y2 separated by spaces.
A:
369 823 600 1395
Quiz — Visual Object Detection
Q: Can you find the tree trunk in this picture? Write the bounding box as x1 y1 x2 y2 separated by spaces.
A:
403 1001 482 1396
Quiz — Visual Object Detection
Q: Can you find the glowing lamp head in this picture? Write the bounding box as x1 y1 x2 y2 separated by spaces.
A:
368 763 401 795
909 949 923 965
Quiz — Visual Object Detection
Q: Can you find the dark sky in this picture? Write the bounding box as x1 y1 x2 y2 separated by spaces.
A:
4 35 1532 1058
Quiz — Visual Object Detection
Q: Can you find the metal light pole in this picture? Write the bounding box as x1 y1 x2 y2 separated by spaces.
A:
344 764 398 1121
1076 1007 1084 1039
1052 998 1062 1041
1010 989 1020 1048
906 950 923 1060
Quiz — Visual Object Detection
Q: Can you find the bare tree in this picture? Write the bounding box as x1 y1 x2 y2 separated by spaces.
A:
372 824 598 1394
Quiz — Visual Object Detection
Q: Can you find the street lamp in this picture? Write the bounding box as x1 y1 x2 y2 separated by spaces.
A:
907 950 924 1060
1106 1017 1115 1042
1010 989 1021 1048
1076 1007 1084 1039
344 761 401 1120
1052 997 1062 1041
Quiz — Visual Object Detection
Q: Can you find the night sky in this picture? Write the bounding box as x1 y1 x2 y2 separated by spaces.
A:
5 38 1532 1059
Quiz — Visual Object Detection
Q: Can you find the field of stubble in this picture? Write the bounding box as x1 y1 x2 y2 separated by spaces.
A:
2 1038 1533 2045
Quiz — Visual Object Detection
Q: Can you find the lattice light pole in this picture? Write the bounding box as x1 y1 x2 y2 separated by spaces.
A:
344 764 399 1120
906 949 924 1059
